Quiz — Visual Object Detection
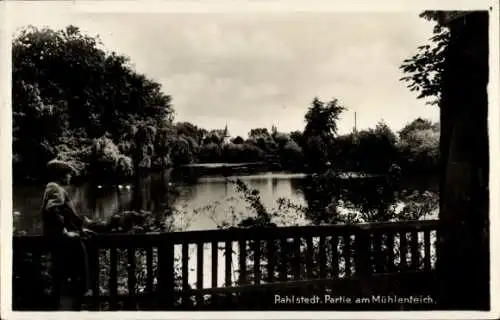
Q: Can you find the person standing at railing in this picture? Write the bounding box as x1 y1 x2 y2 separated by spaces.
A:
42 159 95 310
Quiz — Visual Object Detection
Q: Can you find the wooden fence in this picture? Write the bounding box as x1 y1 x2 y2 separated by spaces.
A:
13 219 441 310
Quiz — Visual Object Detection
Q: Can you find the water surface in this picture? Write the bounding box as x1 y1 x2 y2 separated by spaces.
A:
13 169 439 235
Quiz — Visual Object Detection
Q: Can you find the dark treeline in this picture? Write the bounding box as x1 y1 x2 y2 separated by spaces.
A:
13 25 438 185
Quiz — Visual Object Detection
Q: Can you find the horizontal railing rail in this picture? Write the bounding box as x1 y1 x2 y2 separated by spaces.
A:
14 219 440 246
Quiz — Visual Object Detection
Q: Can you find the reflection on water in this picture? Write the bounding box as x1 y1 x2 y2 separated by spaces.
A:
13 169 438 235
13 170 307 235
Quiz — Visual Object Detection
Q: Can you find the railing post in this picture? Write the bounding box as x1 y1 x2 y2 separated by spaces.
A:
86 238 100 310
181 243 190 308
196 242 204 308
109 247 118 310
355 230 371 277
158 238 175 310
126 246 137 310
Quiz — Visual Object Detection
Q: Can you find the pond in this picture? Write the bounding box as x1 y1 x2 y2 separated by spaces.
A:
13 168 439 236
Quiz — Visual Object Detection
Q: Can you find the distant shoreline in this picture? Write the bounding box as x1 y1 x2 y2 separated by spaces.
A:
182 162 265 168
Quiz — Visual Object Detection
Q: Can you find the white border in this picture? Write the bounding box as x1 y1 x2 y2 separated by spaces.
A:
1 0 499 319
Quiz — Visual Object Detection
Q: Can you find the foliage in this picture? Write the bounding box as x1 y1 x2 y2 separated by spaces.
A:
304 97 346 140
248 128 270 139
232 136 245 145
176 112 437 175
88 136 134 182
169 135 197 165
302 97 347 172
12 25 174 183
12 21 440 182
175 122 206 146
203 176 438 301
279 139 303 167
289 130 304 147
354 122 398 173
400 11 450 105
397 118 439 172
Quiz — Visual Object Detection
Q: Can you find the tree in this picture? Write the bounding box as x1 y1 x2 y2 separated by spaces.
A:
398 118 434 141
374 121 397 145
198 143 222 163
175 122 205 146
397 119 439 173
280 140 303 168
248 128 270 139
203 131 222 145
232 136 245 144
12 25 175 182
399 12 450 106
302 97 346 172
247 135 278 155
400 11 489 309
273 132 291 149
169 135 196 165
303 97 346 140
89 136 134 182
351 125 397 174
289 130 304 148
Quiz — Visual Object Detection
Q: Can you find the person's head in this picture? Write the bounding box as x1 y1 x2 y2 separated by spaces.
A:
46 160 76 185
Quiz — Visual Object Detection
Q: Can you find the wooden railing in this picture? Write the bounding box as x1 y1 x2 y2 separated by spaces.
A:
13 219 441 310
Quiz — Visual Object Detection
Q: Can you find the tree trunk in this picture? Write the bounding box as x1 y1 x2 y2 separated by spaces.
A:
438 11 490 310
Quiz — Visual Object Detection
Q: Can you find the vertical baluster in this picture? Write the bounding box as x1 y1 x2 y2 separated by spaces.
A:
354 231 370 277
211 241 219 306
293 237 301 280
434 229 440 270
196 242 204 307
146 247 154 297
319 237 326 278
11 243 20 309
267 239 276 283
127 247 136 310
211 242 218 287
306 237 314 279
254 240 261 285
400 232 408 272
109 247 118 310
89 240 100 310
424 230 431 271
331 236 339 278
387 232 395 273
279 238 288 281
316 236 326 294
158 241 174 309
411 231 419 270
31 249 42 309
373 232 382 273
182 243 189 307
224 240 232 305
224 241 232 287
344 234 352 277
238 240 247 285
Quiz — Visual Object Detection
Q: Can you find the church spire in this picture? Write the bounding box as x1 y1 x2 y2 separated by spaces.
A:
221 123 230 145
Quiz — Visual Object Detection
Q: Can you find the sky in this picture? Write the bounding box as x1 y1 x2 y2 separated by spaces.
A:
7 2 440 138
